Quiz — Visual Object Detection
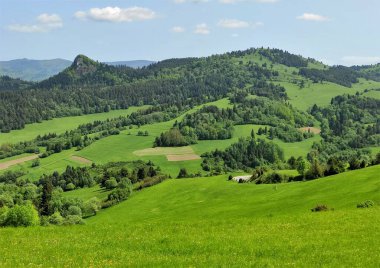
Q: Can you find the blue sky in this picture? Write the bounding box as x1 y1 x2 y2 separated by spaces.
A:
0 0 379 66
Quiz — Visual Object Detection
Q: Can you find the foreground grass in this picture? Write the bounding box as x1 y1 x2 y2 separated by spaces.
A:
1 166 379 267
1 210 379 267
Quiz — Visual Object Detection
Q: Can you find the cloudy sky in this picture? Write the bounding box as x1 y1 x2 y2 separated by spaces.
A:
0 0 379 66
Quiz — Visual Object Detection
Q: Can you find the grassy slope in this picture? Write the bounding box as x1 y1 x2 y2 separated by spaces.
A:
280 79 380 111
0 106 149 145
0 165 379 267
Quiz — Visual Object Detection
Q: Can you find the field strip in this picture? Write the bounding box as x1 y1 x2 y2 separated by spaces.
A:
299 127 321 134
133 146 195 156
71 155 92 164
0 154 39 170
166 154 201 162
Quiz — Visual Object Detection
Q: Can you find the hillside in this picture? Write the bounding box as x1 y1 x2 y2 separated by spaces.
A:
0 166 379 266
1 47 380 133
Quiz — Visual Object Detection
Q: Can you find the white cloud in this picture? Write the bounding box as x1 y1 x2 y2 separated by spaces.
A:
218 19 250 28
171 26 185 33
218 19 263 29
297 13 329 22
341 56 380 66
7 13 63 33
194 23 210 35
75 6 156 22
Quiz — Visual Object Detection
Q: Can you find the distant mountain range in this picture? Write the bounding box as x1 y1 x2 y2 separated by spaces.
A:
0 58 155 81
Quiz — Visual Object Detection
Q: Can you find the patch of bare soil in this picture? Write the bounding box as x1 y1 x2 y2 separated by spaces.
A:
0 155 39 170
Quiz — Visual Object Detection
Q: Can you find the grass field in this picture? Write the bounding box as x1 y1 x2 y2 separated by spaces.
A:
0 106 149 145
0 165 379 267
280 79 380 111
0 97 321 178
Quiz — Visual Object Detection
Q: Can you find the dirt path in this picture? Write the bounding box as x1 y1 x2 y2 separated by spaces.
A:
0 155 39 170
71 155 92 164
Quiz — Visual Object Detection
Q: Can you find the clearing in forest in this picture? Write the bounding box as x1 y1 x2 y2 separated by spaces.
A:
0 154 39 170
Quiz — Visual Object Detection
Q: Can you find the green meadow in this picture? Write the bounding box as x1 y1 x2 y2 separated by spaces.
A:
0 106 149 144
1 97 323 178
280 79 380 111
0 165 379 267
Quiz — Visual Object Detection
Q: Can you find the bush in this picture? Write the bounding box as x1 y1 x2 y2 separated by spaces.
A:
64 215 84 225
0 194 14 208
107 188 131 203
105 178 118 190
31 159 40 167
311 204 330 212
84 197 101 216
177 168 188 179
0 206 9 226
48 211 64 225
357 200 375 208
67 205 82 217
65 183 76 191
2 203 40 227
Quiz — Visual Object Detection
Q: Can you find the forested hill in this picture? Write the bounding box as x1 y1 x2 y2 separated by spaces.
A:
0 47 379 133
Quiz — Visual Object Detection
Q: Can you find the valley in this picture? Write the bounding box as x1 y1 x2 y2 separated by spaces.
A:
0 47 379 267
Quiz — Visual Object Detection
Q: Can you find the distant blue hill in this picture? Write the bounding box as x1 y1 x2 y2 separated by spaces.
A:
0 59 155 81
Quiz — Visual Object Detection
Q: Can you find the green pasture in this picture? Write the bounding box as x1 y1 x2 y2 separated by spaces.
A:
280 79 380 111
0 165 379 267
0 106 149 145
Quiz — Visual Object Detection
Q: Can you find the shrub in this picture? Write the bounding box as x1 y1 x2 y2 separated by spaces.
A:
31 159 40 167
311 204 330 212
84 197 101 216
48 211 64 225
105 178 118 190
0 206 9 226
67 205 82 217
64 215 84 225
0 194 14 208
3 203 40 227
65 183 76 191
357 200 375 208
107 188 131 203
177 168 188 179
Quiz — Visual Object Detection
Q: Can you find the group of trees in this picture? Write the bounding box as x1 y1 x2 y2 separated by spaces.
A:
299 66 359 87
201 137 284 174
310 94 379 157
0 160 165 227
154 94 315 147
